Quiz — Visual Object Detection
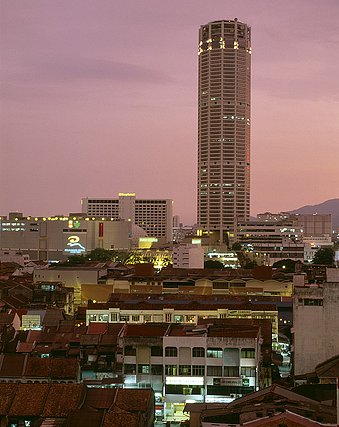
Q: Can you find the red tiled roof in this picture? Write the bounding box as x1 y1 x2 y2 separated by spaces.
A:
165 324 189 336
42 384 84 417
16 342 35 353
37 332 58 343
42 309 65 326
87 322 108 335
24 356 50 377
0 383 17 414
34 344 52 354
80 334 100 345
67 410 104 427
99 334 117 346
53 332 74 343
242 410 330 426
123 323 169 337
82 388 117 410
103 405 139 427
26 329 42 342
11 308 28 320
106 323 125 333
9 383 49 416
68 348 80 356
115 388 153 412
90 294 278 312
50 358 79 379
208 327 259 338
0 354 25 377
43 325 58 334
58 321 77 333
0 295 30 308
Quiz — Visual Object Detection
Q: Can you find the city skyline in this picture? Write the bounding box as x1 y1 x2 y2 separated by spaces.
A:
1 0 338 224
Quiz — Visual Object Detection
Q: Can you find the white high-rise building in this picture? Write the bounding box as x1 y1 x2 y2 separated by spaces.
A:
81 194 173 243
197 19 251 244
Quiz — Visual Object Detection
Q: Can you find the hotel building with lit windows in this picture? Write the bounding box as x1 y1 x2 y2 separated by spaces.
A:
81 193 173 243
197 19 251 244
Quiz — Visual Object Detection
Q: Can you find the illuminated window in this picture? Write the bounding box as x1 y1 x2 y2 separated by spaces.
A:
241 348 255 358
241 367 256 377
165 365 177 376
138 364 150 374
110 313 118 322
207 348 223 358
179 365 191 376
165 313 172 322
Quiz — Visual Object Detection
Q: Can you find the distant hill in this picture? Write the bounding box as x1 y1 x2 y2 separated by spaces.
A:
289 198 339 228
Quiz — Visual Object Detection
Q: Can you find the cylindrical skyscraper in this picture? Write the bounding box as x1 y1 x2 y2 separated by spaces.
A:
197 19 251 245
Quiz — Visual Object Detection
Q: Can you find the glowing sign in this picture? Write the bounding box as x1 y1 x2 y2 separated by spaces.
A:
191 238 201 245
64 235 86 254
166 376 204 385
1 222 26 232
68 220 81 229
139 237 158 249
139 237 158 243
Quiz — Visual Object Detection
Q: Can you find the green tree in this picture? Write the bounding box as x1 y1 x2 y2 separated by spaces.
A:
65 254 87 265
204 259 224 269
272 259 296 273
85 248 129 263
313 247 334 265
86 248 115 262
243 260 258 269
232 242 242 251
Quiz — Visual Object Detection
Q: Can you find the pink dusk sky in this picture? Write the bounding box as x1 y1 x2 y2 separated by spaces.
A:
1 0 338 224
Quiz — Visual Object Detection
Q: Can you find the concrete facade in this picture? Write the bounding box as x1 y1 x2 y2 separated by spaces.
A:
293 268 339 375
0 215 133 261
118 323 261 422
172 244 204 269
